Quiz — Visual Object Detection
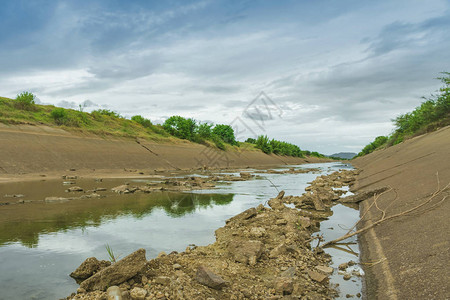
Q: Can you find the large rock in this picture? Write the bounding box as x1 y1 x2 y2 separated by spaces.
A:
80 248 147 291
226 207 257 224
195 265 226 290
274 277 294 295
228 240 264 265
268 191 286 210
130 287 147 300
70 257 111 280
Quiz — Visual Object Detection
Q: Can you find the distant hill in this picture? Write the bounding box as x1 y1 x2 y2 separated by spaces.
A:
328 152 357 159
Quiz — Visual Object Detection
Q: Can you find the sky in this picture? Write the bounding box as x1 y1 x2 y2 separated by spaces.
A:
1 0 450 154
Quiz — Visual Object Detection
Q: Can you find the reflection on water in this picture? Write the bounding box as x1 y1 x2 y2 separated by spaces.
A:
0 191 233 248
0 162 360 300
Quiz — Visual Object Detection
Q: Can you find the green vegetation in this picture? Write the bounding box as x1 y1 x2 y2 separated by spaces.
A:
212 124 237 145
105 244 119 263
162 115 238 149
14 91 36 110
0 92 331 158
0 95 169 141
131 115 152 128
249 135 304 157
357 72 450 157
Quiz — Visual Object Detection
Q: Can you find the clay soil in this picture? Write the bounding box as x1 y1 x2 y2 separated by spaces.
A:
352 126 450 299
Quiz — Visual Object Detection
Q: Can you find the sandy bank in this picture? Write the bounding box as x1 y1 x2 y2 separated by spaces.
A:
352 126 450 299
0 125 327 183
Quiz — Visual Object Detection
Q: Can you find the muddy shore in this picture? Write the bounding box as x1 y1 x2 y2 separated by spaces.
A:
61 168 360 300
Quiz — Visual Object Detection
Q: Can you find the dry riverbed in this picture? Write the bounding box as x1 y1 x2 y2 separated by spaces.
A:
62 168 359 300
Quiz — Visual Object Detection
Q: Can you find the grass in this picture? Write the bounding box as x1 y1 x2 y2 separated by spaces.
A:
0 96 173 142
105 244 119 263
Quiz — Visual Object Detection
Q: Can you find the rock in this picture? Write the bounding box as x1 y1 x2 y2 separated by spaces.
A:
45 197 70 203
157 251 167 258
298 216 311 228
77 287 86 294
130 287 147 300
228 240 264 265
239 172 253 179
195 265 226 290
308 270 329 283
268 191 286 210
226 207 257 224
173 263 182 270
340 186 389 203
70 257 111 280
280 266 296 278
67 186 83 192
154 276 170 285
80 249 147 291
250 227 266 238
311 194 326 211
274 277 293 295
106 286 122 300
111 184 137 194
343 273 352 280
275 219 288 225
315 265 333 275
339 262 349 271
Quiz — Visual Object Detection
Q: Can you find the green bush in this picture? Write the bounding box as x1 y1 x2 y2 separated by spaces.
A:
256 135 273 154
15 92 35 110
92 109 121 118
211 134 226 150
212 124 237 145
196 122 213 139
51 108 68 125
163 116 197 140
245 138 256 144
131 115 152 128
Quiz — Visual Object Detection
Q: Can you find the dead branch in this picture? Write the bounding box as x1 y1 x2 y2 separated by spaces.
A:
323 174 449 248
345 187 394 235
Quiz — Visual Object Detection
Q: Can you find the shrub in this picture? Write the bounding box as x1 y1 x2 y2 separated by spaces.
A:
255 135 273 154
245 138 256 144
212 134 226 150
131 115 152 128
92 109 121 118
212 124 237 145
15 92 35 110
51 108 68 125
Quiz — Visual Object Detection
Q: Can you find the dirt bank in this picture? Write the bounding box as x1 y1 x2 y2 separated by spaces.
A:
0 124 326 183
352 126 450 299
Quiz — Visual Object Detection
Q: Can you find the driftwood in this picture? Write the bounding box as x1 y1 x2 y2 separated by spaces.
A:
322 173 449 247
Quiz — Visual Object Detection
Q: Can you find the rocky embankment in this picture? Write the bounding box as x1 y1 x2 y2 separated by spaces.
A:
65 169 358 300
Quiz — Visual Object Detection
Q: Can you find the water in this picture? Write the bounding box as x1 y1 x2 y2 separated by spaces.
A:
0 162 360 299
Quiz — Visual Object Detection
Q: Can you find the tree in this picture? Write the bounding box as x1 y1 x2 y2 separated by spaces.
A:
212 124 237 145
163 116 197 140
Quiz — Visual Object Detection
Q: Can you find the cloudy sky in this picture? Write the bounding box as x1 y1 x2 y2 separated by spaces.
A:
1 0 449 154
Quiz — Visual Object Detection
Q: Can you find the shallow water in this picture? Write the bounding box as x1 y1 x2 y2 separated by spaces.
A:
0 162 360 299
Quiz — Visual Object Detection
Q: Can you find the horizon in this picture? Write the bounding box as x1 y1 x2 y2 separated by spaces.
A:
1 0 450 153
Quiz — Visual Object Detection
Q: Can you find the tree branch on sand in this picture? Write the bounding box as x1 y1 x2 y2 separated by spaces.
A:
321 173 449 248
